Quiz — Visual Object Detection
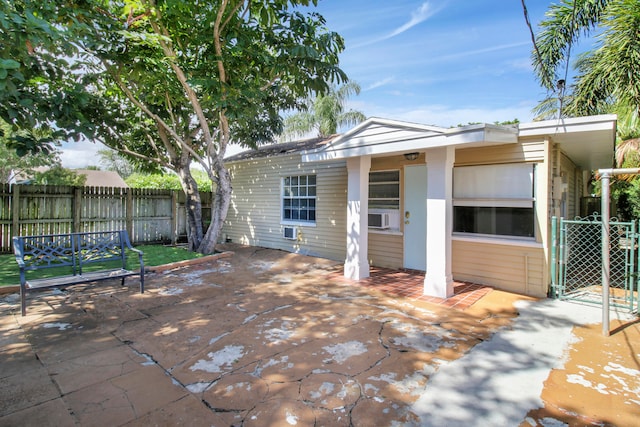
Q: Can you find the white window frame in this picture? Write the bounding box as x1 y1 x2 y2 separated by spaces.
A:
368 169 400 210
368 169 401 231
281 174 317 226
453 163 536 239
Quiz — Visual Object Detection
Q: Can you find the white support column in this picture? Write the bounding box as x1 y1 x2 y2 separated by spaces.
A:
344 156 371 280
424 146 454 298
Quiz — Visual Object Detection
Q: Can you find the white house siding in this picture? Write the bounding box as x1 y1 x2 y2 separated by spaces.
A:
452 139 550 297
223 155 348 261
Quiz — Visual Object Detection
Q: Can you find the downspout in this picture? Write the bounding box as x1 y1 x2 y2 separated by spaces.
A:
554 145 562 218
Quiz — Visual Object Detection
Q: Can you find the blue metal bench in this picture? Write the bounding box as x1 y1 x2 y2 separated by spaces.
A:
13 230 144 316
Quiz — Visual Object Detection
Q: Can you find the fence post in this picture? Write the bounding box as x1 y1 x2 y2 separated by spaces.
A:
72 187 82 232
550 216 558 298
601 171 611 336
126 188 134 240
171 190 178 245
11 184 20 238
630 220 637 313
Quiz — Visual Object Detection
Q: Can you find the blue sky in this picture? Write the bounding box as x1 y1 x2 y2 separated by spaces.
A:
312 0 554 127
62 0 564 167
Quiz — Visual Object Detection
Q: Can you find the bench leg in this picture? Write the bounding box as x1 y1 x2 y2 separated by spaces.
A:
121 277 126 287
21 289 26 317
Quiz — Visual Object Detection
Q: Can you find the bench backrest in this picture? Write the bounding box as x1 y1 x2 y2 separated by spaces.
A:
13 230 129 273
13 233 77 271
76 231 127 270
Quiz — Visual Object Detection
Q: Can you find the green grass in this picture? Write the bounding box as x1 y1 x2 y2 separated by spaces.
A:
0 244 205 287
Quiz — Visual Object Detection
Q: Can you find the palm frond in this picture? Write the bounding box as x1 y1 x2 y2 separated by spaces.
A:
279 112 316 141
532 0 610 90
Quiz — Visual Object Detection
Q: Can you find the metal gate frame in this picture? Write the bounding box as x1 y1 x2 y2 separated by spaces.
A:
551 214 638 313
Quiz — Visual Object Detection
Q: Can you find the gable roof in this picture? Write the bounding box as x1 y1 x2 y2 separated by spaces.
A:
222 115 617 170
300 115 616 170
224 135 337 163
301 117 518 162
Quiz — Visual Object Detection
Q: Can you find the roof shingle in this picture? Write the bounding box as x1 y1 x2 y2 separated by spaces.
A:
224 135 337 163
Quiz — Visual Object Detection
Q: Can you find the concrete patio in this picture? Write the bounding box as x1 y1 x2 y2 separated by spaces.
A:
1 243 638 426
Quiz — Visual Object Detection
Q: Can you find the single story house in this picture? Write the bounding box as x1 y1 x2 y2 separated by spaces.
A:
222 114 617 298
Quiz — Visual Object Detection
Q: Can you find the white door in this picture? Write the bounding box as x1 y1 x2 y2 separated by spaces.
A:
404 165 427 270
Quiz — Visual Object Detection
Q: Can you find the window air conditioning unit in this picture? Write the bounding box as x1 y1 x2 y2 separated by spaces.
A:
283 226 298 240
368 212 390 229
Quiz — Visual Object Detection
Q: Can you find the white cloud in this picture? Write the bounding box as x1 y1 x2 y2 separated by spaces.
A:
353 1 439 48
507 57 534 72
387 2 436 39
59 141 106 169
365 77 395 91
424 41 531 65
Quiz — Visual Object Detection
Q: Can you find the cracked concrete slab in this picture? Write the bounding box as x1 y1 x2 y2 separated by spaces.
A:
0 243 638 426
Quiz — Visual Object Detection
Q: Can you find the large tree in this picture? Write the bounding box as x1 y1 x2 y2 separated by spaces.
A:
1 1 347 253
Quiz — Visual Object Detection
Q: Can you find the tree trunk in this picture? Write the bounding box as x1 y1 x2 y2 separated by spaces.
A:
198 161 232 254
177 162 204 251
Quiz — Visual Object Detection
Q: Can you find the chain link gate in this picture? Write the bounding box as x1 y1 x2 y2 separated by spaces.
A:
551 214 638 313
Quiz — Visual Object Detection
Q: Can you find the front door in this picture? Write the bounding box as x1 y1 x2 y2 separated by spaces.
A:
404 165 427 270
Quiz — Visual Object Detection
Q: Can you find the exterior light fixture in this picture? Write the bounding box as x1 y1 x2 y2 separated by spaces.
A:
404 152 419 161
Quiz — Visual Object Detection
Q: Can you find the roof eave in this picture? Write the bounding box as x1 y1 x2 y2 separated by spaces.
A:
302 124 518 162
519 114 617 170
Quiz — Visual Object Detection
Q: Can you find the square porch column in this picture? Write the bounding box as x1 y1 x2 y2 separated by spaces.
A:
424 146 454 298
344 156 371 280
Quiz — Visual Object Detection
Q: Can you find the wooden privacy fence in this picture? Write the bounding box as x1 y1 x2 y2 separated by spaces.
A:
0 184 212 253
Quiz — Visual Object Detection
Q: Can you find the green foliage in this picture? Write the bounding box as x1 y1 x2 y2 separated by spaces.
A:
31 166 86 186
98 149 139 179
0 1 99 152
0 120 60 183
2 0 347 155
1 0 348 252
612 179 640 220
495 119 520 125
126 170 212 191
453 119 519 128
282 81 366 140
532 0 640 126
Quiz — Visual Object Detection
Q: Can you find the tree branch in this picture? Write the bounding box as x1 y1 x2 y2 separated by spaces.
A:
143 1 216 154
